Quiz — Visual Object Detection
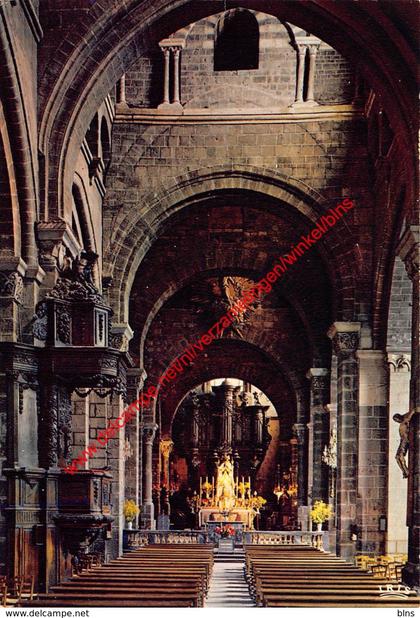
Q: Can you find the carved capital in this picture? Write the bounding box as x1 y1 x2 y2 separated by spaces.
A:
143 423 158 446
127 367 147 393
387 353 411 373
327 322 361 355
159 38 185 51
306 368 330 392
36 219 81 272
160 439 174 460
109 323 133 352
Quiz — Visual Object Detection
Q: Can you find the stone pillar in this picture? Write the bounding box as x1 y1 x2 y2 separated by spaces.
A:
292 422 308 507
397 225 420 588
386 353 410 555
295 46 306 103
328 322 361 560
116 74 126 105
356 350 388 555
306 45 318 103
124 368 144 525
306 368 330 503
142 423 158 529
292 37 320 108
172 47 181 105
161 48 170 105
158 39 184 112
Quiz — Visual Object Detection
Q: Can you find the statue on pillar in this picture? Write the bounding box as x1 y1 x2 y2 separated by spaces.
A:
393 410 415 478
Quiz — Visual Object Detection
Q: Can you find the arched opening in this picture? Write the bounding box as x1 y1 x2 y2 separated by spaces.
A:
162 378 298 531
214 9 259 71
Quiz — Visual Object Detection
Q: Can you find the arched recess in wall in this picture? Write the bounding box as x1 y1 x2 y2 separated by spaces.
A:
214 9 259 71
0 103 21 257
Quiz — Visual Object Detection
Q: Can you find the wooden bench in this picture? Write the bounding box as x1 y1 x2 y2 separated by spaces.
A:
23 545 213 607
245 545 419 608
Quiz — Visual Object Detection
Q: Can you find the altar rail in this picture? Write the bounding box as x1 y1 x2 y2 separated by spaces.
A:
244 531 324 550
124 529 210 549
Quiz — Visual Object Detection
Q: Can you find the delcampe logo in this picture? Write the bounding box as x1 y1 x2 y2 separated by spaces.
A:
378 584 412 599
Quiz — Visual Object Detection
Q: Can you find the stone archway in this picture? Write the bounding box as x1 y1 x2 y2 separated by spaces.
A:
104 166 356 325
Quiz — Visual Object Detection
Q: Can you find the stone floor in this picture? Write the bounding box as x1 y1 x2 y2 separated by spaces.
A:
205 561 255 607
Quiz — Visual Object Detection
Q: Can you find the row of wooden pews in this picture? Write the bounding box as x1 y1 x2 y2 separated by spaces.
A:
23 544 214 607
245 545 419 608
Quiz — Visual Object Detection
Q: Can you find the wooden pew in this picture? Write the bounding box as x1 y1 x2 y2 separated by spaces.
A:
22 544 214 608
245 545 419 608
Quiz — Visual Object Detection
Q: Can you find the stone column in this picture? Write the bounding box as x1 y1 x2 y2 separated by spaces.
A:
386 353 410 555
161 47 170 105
306 369 330 503
158 39 184 112
172 47 181 105
124 368 143 525
356 350 388 555
116 74 126 105
306 45 319 103
328 322 361 560
142 423 158 529
295 46 306 103
397 225 420 588
292 37 320 108
292 422 308 507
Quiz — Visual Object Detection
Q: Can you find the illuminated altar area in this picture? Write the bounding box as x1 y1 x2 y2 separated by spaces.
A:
197 456 265 529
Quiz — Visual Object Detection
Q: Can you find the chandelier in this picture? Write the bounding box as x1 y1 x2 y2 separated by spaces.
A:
273 466 297 500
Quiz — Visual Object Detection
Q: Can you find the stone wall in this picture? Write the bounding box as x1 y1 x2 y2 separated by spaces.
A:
106 117 370 203
124 12 356 109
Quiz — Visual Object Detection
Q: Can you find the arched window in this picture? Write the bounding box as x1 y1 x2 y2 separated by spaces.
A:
214 9 259 71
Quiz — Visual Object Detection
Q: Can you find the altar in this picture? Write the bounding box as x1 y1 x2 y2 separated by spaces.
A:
199 507 255 528
197 454 266 531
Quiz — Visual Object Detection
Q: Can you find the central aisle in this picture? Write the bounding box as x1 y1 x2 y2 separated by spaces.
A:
205 561 255 608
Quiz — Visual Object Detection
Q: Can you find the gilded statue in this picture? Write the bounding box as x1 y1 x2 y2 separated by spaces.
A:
216 455 236 511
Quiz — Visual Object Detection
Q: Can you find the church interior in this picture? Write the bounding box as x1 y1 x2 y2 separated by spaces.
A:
0 0 418 608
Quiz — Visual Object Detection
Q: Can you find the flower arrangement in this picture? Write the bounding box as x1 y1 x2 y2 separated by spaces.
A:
310 500 333 523
123 499 140 522
250 495 267 511
214 524 235 538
